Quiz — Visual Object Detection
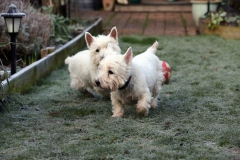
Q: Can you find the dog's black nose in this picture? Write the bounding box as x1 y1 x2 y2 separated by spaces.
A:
95 80 100 86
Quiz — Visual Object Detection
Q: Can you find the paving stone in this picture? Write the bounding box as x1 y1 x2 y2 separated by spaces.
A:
72 11 196 36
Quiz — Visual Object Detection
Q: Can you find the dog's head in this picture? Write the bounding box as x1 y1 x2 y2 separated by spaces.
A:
94 47 132 91
85 27 121 67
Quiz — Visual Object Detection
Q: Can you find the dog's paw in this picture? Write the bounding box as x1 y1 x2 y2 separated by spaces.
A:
112 113 123 118
136 107 148 116
150 99 158 108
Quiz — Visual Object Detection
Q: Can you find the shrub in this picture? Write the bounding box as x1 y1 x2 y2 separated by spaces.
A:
0 0 53 65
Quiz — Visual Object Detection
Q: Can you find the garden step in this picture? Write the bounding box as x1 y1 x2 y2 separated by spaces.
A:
115 1 192 12
141 0 190 2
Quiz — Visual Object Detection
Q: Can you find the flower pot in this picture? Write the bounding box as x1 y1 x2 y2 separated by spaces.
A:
191 0 221 27
103 0 115 11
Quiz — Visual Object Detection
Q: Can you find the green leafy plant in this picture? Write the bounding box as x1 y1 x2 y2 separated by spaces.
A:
42 5 84 44
225 15 240 26
207 9 240 31
208 12 227 30
51 15 73 44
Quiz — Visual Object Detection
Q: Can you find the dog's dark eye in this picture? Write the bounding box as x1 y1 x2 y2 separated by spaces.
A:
96 49 100 52
108 70 114 74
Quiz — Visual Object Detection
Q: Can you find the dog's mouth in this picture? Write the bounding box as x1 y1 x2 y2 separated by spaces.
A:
94 78 123 91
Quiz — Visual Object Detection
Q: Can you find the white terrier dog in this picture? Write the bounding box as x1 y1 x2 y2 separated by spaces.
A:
94 41 164 117
65 27 121 97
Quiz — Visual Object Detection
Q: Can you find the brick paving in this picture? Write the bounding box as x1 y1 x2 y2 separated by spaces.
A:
72 11 196 36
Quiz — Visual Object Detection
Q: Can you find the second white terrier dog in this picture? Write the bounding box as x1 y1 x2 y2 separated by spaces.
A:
65 27 121 97
94 41 164 117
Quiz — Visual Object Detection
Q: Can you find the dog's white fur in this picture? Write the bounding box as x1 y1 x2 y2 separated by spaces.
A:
65 27 121 97
95 41 164 117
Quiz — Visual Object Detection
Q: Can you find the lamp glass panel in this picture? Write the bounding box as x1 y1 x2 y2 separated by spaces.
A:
5 18 13 33
13 18 21 33
4 17 21 33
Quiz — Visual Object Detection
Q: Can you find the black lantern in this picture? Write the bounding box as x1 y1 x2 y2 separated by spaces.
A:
1 4 25 75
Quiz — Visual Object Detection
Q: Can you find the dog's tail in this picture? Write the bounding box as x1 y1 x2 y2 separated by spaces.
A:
147 41 159 54
65 56 70 64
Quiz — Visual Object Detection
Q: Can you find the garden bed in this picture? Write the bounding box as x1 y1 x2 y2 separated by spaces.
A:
2 18 102 93
199 18 240 39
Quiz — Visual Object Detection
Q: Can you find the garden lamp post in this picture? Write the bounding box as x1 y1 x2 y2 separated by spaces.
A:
1 4 25 75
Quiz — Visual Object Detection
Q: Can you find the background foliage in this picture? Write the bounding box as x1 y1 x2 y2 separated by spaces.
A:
0 0 52 65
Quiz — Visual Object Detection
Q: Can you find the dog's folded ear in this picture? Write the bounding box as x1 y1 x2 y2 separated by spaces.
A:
123 47 132 65
108 26 118 41
85 32 94 48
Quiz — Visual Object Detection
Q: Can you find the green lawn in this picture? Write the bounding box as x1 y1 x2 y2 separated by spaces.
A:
0 35 240 159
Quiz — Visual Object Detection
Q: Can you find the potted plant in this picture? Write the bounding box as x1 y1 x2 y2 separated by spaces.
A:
198 10 240 39
197 0 240 40
191 0 222 27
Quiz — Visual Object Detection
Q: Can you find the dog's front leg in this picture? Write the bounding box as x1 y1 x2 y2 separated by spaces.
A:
136 93 152 116
111 95 124 117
